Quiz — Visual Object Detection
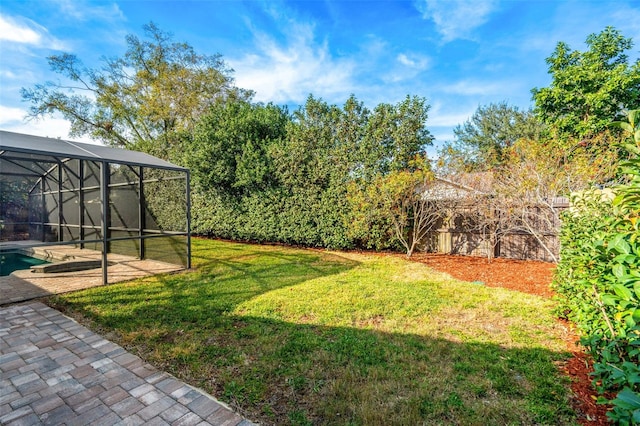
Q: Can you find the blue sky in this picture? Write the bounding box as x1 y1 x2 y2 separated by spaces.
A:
1 0 639 153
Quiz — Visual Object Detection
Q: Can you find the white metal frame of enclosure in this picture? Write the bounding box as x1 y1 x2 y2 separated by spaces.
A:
0 131 191 284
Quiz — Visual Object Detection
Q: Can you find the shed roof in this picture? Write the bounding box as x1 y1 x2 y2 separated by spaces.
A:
0 130 185 172
420 177 486 200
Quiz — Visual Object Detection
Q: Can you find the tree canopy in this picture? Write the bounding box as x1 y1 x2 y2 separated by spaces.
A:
532 26 640 139
440 26 638 180
439 102 542 172
21 22 252 158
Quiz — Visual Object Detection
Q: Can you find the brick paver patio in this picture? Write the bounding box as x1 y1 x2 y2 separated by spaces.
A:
0 302 254 425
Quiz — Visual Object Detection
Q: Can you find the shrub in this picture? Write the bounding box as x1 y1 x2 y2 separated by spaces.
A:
554 111 640 425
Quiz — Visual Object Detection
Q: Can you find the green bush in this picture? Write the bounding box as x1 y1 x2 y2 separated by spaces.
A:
554 112 640 425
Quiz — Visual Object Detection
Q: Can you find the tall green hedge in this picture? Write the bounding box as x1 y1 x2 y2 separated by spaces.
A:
182 95 432 251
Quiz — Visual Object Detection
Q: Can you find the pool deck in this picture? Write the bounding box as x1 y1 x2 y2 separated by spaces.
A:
0 302 253 425
1 244 184 305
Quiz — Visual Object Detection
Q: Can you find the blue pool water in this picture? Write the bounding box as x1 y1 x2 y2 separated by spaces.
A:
0 252 50 276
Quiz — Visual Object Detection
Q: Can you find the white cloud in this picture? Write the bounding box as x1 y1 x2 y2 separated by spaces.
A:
52 0 124 22
428 111 473 127
0 14 66 50
417 0 498 42
230 21 357 104
360 35 388 58
429 132 455 147
380 52 431 84
397 53 430 70
0 105 26 123
428 101 476 127
430 131 454 141
0 105 99 144
517 3 640 60
0 15 41 44
425 103 478 148
0 70 19 80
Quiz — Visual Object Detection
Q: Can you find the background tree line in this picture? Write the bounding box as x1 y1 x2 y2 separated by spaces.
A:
181 94 432 250
434 26 639 262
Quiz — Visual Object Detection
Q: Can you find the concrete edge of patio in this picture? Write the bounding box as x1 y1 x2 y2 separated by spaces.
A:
0 302 255 426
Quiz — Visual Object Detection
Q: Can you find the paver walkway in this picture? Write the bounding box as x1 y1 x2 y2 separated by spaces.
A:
0 302 254 426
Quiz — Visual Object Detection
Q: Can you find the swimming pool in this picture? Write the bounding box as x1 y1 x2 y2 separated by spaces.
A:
0 252 50 276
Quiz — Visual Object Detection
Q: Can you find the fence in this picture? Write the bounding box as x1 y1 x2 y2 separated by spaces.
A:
420 199 569 263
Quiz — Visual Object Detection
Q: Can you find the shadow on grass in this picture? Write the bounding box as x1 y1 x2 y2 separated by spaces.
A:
49 243 360 328
210 317 575 426
45 241 575 425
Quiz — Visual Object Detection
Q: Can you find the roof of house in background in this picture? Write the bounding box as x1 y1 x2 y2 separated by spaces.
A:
426 171 569 207
445 172 494 193
420 171 494 200
420 175 488 200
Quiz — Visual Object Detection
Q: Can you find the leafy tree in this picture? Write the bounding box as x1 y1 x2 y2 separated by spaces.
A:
343 95 434 251
272 95 344 189
532 26 640 139
364 95 434 175
439 102 542 172
274 96 358 248
272 94 433 187
183 100 288 237
21 22 251 158
270 94 434 249
348 156 440 257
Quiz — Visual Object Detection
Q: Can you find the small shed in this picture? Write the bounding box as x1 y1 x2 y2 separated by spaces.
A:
420 173 567 262
0 131 190 284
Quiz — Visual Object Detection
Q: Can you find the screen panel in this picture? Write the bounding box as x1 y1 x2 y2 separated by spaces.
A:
142 169 187 233
109 186 140 230
143 234 188 267
109 230 141 258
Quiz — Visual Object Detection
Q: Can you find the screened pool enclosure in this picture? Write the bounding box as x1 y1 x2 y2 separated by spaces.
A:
0 131 190 284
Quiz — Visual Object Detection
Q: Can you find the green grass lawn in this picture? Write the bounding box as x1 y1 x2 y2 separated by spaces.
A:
46 238 576 425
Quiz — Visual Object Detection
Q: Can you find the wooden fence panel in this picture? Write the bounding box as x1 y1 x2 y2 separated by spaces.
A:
420 203 568 262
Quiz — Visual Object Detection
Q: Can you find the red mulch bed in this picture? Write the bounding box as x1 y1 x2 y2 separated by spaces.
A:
404 253 610 425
